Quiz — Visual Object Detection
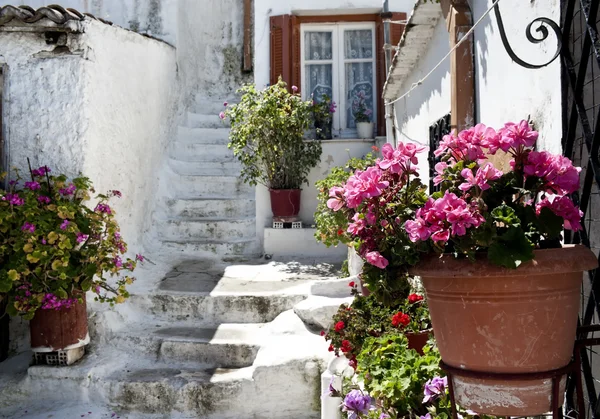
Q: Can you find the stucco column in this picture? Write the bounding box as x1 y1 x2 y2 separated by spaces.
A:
441 0 475 132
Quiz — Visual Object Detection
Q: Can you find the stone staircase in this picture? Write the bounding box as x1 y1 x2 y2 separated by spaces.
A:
157 100 260 260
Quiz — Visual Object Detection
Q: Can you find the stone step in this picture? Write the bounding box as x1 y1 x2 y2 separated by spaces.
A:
168 159 241 176
112 323 264 369
132 291 307 324
159 238 261 259
170 142 235 162
158 218 256 241
187 112 230 129
178 127 230 145
169 175 254 199
166 197 255 219
191 95 238 114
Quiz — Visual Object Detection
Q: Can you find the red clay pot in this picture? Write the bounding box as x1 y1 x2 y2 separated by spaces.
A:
269 189 301 217
410 245 597 416
406 330 432 355
30 296 89 352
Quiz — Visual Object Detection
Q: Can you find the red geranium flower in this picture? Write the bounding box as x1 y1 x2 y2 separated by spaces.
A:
341 340 352 353
320 330 325 336
334 321 345 332
328 344 334 352
392 312 411 327
408 294 424 304
337 229 344 236
349 281 355 287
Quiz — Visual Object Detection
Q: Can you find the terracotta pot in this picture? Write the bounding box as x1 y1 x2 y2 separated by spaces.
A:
410 245 597 416
269 189 301 217
30 295 89 353
406 330 432 355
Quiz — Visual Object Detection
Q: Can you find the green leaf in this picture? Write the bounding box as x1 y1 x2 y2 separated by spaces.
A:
81 279 92 292
491 204 520 227
488 227 534 268
537 207 564 239
54 287 68 299
0 277 12 293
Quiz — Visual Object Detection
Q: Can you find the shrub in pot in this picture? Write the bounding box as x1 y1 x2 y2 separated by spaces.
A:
327 119 597 416
353 90 374 140
0 166 141 363
223 79 322 217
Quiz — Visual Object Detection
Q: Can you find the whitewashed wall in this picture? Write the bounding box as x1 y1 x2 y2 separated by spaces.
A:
0 20 178 253
392 18 451 187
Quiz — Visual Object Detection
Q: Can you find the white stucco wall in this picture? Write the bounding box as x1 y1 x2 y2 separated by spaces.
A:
3 0 178 45
0 19 178 253
254 0 415 89
392 18 451 187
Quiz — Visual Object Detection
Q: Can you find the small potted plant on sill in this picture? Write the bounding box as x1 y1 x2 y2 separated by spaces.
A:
0 166 141 365
325 119 597 416
353 91 374 140
312 93 337 140
223 78 322 217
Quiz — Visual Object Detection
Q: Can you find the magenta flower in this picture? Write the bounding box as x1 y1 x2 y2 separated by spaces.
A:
344 167 389 208
76 232 89 244
59 183 76 196
21 222 36 233
365 251 389 269
435 128 486 161
459 162 503 192
223 101 228 107
110 190 122 198
3 193 24 206
347 213 367 235
37 196 51 204
524 151 581 195
291 85 298 92
219 111 226 120
537 195 584 232
25 181 41 191
498 120 538 150
378 142 424 174
60 220 70 231
405 217 431 242
433 161 448 186
31 166 51 177
95 203 112 214
135 254 145 262
114 256 123 268
326 186 345 211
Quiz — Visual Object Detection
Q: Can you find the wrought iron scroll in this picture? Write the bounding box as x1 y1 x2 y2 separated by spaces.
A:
493 2 563 69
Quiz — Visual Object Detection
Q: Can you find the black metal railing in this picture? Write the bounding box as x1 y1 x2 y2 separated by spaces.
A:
428 113 451 193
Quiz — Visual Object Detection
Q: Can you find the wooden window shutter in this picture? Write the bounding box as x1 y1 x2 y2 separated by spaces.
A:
376 12 407 137
270 15 300 91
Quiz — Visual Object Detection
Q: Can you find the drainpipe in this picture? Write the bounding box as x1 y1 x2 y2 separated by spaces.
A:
382 0 396 146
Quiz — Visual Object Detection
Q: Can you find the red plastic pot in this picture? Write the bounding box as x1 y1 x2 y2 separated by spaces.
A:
269 189 301 217
30 295 88 352
406 330 432 355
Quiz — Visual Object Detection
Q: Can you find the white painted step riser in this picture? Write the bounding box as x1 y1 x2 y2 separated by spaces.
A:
111 336 259 369
138 294 307 324
167 199 255 219
171 163 241 176
171 179 254 199
191 95 238 114
161 240 261 258
187 113 230 129
178 127 230 145
170 143 235 162
159 219 256 241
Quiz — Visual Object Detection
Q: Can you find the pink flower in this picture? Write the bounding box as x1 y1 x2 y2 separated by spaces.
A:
76 232 89 244
433 162 448 186
498 120 538 150
21 222 35 233
3 193 24 206
223 101 228 107
60 220 70 231
25 181 41 191
219 111 226 120
365 206 377 225
37 196 51 204
435 129 486 161
59 183 76 196
114 256 123 268
459 162 503 192
344 167 389 208
536 196 584 232
405 217 431 242
378 142 425 173
524 151 581 195
347 213 367 235
291 85 298 92
135 254 145 262
95 203 112 214
326 186 345 211
365 251 389 269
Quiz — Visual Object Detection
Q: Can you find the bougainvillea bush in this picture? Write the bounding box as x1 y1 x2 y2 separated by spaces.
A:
0 166 141 319
326 120 584 297
322 284 430 365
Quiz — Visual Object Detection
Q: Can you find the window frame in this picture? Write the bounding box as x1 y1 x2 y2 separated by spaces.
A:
300 22 377 138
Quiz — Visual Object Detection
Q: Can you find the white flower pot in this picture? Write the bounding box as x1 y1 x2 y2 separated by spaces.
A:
356 122 374 139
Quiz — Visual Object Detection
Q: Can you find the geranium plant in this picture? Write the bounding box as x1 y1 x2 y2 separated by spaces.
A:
223 78 322 189
325 119 584 297
353 91 373 123
312 93 337 140
0 166 141 319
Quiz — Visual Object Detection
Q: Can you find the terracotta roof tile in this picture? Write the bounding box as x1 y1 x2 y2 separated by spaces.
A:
0 4 113 27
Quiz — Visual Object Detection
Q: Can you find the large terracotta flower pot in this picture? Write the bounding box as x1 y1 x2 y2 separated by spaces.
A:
30 296 89 360
410 245 597 416
269 189 301 217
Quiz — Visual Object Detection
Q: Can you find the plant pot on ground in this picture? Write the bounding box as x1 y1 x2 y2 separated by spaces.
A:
223 78 322 218
0 165 142 364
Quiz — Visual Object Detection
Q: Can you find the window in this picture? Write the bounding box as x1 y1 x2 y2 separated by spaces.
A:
301 23 377 138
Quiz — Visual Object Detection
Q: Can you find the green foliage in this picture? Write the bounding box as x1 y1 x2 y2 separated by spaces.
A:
0 167 139 319
225 78 322 189
314 151 378 247
356 334 441 417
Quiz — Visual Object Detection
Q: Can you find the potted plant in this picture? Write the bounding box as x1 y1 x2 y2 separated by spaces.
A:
353 91 374 139
312 93 337 140
0 166 140 364
223 79 322 217
326 119 596 416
